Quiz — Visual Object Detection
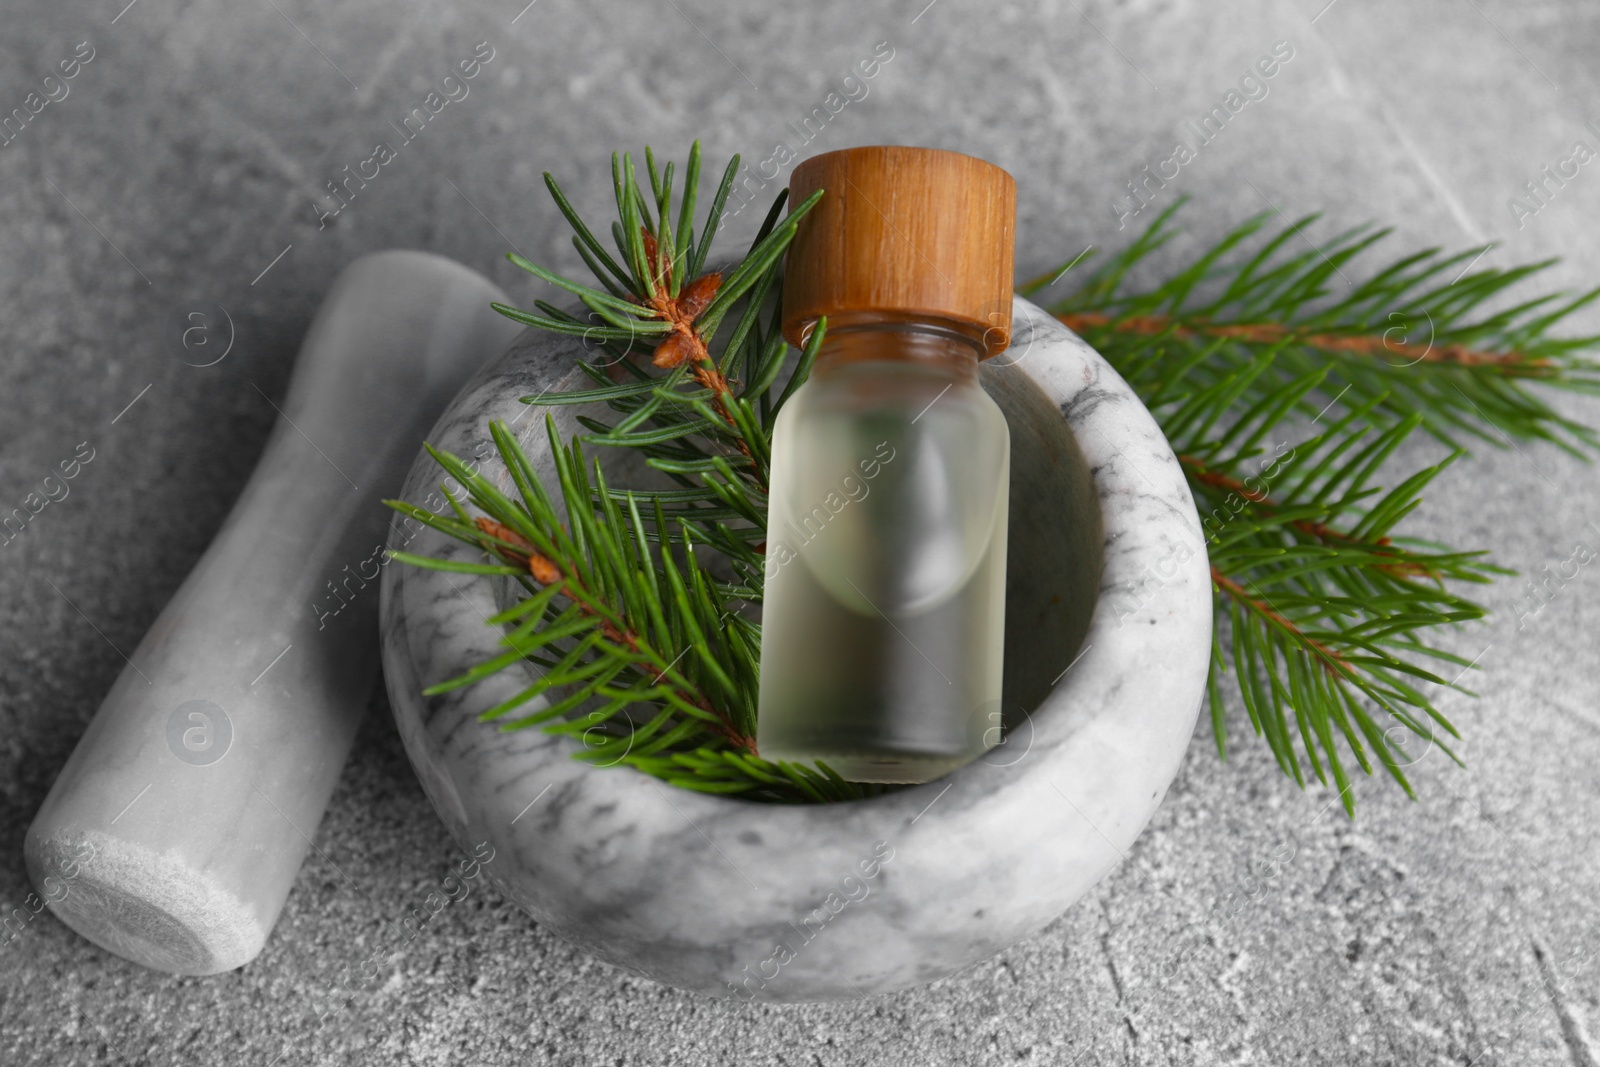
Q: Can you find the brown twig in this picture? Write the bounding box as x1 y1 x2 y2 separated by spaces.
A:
1210 565 1353 681
1180 454 1435 578
1058 312 1554 372
473 517 756 751
475 518 629 642
631 230 766 484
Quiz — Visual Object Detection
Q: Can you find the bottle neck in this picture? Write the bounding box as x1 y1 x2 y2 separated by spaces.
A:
806 312 986 383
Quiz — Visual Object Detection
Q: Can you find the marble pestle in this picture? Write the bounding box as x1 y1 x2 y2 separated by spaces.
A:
24 251 522 975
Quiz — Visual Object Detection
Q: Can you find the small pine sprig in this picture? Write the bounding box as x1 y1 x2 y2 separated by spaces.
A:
387 421 864 803
387 143 864 803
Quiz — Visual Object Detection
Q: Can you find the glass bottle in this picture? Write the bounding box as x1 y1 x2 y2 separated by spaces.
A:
756 146 1017 784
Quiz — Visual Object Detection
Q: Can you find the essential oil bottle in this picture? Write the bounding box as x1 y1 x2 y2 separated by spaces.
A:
756 146 1016 784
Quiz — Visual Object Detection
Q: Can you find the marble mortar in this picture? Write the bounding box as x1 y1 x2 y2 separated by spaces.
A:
379 296 1212 1000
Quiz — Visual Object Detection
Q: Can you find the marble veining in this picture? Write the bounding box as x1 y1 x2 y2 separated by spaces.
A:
379 296 1212 1001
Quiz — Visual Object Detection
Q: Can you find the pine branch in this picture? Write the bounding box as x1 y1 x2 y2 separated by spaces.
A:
390 419 868 803
1029 204 1595 813
1170 364 1504 813
1030 200 1600 456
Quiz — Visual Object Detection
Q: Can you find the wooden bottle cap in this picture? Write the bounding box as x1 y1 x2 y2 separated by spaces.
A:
782 146 1017 358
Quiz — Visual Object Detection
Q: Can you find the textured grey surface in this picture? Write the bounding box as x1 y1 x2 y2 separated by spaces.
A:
1 0 1598 1064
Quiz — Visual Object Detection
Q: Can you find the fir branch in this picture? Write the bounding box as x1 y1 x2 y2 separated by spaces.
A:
1030 204 1595 813
1030 200 1600 455
1170 365 1503 812
392 418 867 802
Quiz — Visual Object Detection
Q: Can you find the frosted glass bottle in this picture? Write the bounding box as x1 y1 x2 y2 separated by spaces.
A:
758 144 1017 784
757 321 1010 783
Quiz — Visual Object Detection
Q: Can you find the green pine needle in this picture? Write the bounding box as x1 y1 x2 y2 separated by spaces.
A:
387 150 1596 814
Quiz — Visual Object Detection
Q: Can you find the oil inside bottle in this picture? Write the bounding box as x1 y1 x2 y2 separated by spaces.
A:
756 356 1009 783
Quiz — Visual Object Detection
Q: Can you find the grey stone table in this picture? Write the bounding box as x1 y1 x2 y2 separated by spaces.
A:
2 0 1598 1064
